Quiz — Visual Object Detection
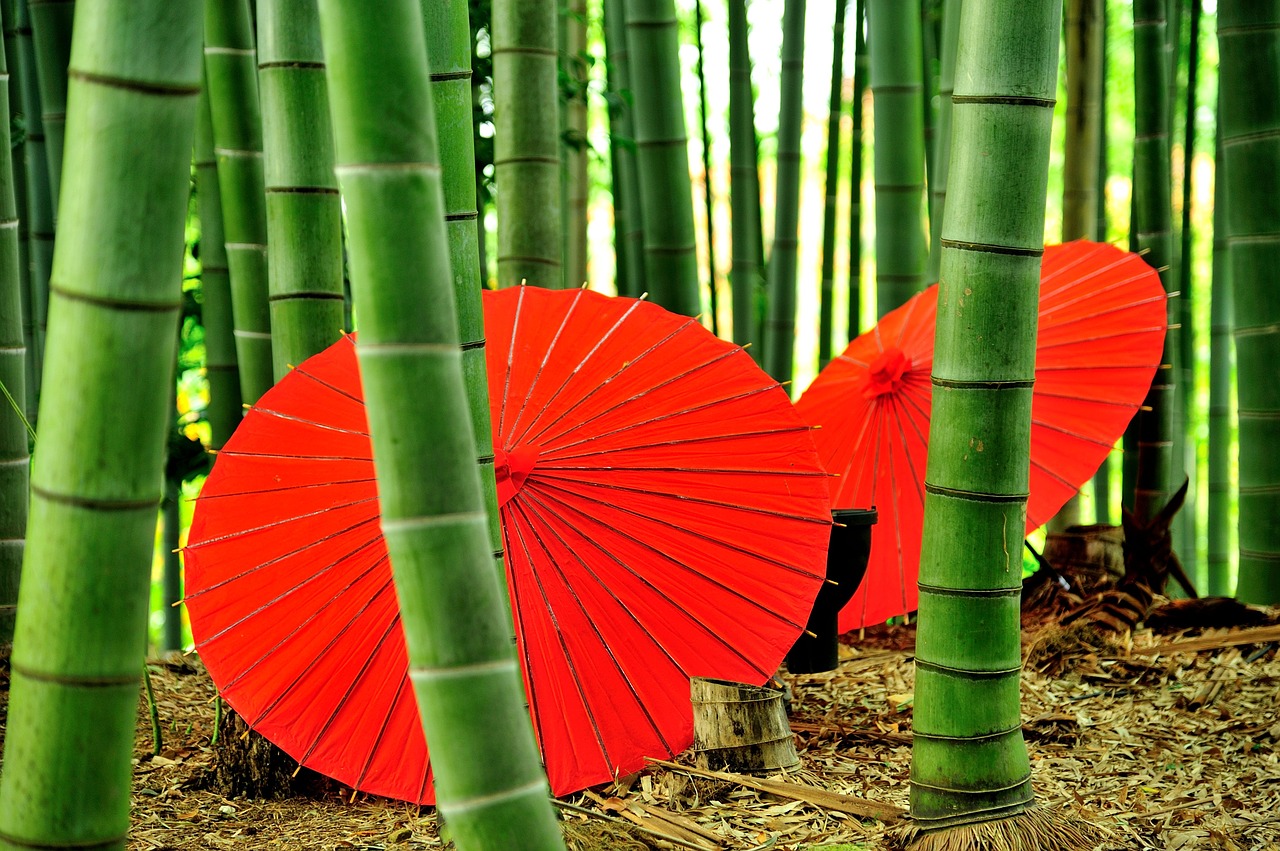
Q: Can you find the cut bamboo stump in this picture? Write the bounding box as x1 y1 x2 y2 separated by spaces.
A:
1044 523 1125 592
690 677 798 774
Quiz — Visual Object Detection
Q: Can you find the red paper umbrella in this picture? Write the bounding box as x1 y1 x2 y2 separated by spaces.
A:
183 286 831 804
795 240 1167 631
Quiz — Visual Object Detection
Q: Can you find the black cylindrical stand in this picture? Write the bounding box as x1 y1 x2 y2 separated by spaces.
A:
785 507 877 674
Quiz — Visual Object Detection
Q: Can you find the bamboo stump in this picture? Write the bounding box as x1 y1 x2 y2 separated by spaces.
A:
211 705 334 799
690 678 798 774
1044 523 1125 594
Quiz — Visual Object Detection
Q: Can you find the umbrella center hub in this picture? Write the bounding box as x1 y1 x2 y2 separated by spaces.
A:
495 445 539 507
863 348 911 398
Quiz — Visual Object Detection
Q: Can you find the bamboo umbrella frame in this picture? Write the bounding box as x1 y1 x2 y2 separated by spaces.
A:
868 0 927 317
603 0 645 298
204 0 275 404
0 1 25 647
258 0 344 381
924 0 959 286
1219 0 1280 604
26 0 70 202
764 0 807 382
314 1 568 845
1132 0 1178 523
817 0 848 368
626 0 701 318
493 0 562 290
728 0 763 352
847 0 867 338
195 77 243 450
906 0 1066 838
15 0 49 424
423 0 506 591
0 3 202 845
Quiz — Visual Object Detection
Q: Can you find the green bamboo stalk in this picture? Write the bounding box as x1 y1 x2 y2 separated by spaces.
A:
1206 122 1233 598
869 0 927 317
423 0 506 595
1048 0 1103 534
25 0 69 203
847 0 867 337
1174 0 1200 583
195 75 243 450
258 0 343 381
314 1 567 845
204 0 274 404
0 0 26 648
763 0 806 382
1092 0 1110 523
817 0 848 367
693 0 719 336
561 0 588 290
603 0 645 298
626 0 700 318
1 0 30 428
1132 0 1178 523
1220 1 1280 604
920 0 938 213
15 0 49 425
907 0 1070 838
493 0 562 289
0 2 201 845
728 0 762 351
924 0 958 285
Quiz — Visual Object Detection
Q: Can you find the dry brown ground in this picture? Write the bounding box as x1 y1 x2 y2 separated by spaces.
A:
2 618 1278 850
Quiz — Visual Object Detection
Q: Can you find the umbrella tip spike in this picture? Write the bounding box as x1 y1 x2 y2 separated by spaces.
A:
639 292 650 301
802 629 818 639
825 578 839 586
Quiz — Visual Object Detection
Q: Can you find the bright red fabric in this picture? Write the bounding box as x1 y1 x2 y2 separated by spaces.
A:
795 241 1168 630
183 286 832 804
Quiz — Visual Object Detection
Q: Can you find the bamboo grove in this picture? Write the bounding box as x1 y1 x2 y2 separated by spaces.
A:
0 0 1273 848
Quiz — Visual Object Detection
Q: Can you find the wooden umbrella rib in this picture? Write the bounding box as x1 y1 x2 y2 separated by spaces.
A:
496 284 526 441
520 489 776 682
182 494 380 551
519 316 694 448
183 513 382 598
254 591 400 728
354 674 413 793
245 404 371 437
1038 242 1121 293
526 474 832 525
506 505 621 770
297 607 405 765
1032 418 1122 449
1034 323 1169 352
528 346 747 452
540 426 827 467
289 343 364 406
501 287 591 445
1035 390 1146 408
1038 277 1164 322
218 551 391 689
200 537 384 650
215 449 373 463
517 493 687 754
528 482 817 635
1034 362 1163 372
193 476 377 501
502 509 552 773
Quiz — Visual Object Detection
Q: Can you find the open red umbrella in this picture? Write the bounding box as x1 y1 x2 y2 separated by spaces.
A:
795 240 1168 631
183 285 832 804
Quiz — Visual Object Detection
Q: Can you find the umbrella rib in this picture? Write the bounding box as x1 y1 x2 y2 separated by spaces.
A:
507 502 619 771
885 418 914 620
244 405 370 437
215 449 373 463
520 489 775 682
527 483 815 633
502 515 551 774
1038 242 1119 293
528 475 832 525
183 514 382 599
1035 324 1169 353
1034 362 1164 372
1038 278 1164 323
1029 456 1081 491
183 494 380 552
199 537 386 650
497 284 527 441
851 404 891 625
541 426 825 466
297 604 404 765
194 477 377 501
517 496 684 754
254 578 398 728
288 340 363 406
503 287 590 444
546 384 787 456
510 296 664 449
1032 418 1121 449
355 671 412 793
526 345 743 451
1035 390 1145 409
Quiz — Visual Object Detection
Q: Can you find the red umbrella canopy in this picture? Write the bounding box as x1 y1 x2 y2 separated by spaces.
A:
795 240 1168 630
183 286 832 804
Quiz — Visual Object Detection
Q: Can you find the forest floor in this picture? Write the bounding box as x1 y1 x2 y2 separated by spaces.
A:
2 615 1279 850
